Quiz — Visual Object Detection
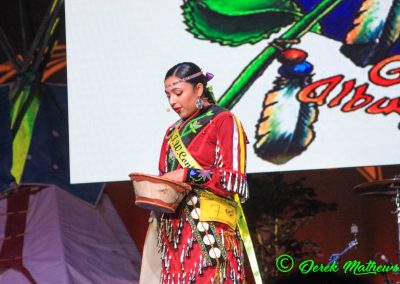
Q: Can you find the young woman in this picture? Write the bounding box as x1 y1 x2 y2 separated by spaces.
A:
155 62 248 283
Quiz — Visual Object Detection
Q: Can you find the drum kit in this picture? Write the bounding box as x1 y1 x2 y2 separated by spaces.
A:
353 175 400 284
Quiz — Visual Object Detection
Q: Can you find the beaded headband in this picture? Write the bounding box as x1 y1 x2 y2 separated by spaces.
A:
165 71 214 88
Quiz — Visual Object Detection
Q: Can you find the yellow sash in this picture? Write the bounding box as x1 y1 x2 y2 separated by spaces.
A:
168 125 262 284
169 128 202 169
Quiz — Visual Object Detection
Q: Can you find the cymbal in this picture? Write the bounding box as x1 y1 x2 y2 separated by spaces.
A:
354 178 400 197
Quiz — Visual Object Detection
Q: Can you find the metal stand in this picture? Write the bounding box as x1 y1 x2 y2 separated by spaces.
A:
393 184 400 265
327 224 358 265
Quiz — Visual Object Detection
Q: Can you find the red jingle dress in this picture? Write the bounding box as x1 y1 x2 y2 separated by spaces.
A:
158 104 249 283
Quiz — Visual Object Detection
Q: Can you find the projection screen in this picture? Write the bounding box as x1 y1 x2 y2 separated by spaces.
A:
65 0 400 183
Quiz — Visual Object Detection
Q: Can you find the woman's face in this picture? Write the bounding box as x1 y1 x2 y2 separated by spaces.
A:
164 75 203 119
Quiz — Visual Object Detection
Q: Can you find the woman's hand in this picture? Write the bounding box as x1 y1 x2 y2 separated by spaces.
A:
162 169 185 182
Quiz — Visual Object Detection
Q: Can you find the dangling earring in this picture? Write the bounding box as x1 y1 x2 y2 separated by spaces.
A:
195 98 204 110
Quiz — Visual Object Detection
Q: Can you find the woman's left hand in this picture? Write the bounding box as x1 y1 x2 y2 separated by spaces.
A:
162 169 185 182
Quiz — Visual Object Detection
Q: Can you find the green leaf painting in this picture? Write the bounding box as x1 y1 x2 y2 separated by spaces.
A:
182 0 302 46
200 0 301 16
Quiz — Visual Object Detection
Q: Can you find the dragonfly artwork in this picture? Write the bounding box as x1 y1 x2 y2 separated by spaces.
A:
179 0 400 165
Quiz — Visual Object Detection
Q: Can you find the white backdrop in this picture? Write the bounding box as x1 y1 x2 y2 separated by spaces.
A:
65 0 400 183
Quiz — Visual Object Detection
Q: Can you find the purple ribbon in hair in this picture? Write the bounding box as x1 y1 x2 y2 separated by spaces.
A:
205 72 214 82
